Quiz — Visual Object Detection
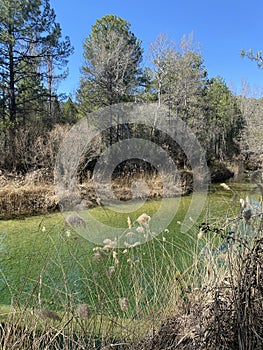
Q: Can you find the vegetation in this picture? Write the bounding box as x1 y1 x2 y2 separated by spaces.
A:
77 15 145 114
0 1 262 349
0 182 262 349
0 0 73 171
0 6 261 174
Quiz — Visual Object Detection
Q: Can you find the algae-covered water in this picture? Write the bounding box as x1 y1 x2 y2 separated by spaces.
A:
0 183 254 315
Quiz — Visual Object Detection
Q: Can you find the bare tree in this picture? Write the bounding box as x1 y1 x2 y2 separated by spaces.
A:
149 33 176 107
149 33 207 123
240 80 263 159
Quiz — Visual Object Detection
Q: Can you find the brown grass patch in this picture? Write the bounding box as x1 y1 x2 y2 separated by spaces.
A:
0 183 56 219
0 169 193 218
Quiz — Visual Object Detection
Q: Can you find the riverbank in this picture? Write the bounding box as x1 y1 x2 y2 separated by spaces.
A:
0 169 192 219
0 161 260 219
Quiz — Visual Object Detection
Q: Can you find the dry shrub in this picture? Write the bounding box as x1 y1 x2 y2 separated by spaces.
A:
137 278 238 350
31 124 71 172
0 123 70 173
137 240 263 349
0 184 56 218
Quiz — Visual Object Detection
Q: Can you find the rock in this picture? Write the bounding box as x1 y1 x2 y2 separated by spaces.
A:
65 214 87 228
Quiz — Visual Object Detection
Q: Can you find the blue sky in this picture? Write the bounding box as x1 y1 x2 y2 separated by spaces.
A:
50 0 263 98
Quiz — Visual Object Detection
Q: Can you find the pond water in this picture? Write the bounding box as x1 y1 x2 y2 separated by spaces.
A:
0 182 259 314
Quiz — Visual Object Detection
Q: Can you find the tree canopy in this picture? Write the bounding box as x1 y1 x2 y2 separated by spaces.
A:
77 14 144 115
0 0 73 126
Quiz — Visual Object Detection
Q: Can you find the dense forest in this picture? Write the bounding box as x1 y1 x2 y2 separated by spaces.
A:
0 0 262 178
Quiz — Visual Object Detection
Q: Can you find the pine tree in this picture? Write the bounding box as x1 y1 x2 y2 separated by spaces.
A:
0 0 73 126
77 14 144 114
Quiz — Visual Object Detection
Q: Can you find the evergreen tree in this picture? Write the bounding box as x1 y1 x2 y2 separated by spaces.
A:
0 0 73 126
0 0 73 170
77 14 144 115
241 48 263 69
63 97 78 124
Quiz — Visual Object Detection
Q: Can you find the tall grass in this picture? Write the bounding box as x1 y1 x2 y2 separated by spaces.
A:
138 180 263 350
0 181 262 349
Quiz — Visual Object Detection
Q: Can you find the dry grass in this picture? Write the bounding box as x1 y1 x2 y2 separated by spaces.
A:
80 170 192 202
138 239 263 349
0 184 56 219
0 169 192 218
0 303 149 350
136 181 263 350
0 170 56 218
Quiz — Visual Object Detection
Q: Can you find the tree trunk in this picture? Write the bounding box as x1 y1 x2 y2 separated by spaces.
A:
8 25 16 124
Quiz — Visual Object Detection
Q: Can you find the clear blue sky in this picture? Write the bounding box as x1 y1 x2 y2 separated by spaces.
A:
50 0 263 98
